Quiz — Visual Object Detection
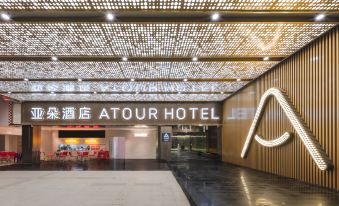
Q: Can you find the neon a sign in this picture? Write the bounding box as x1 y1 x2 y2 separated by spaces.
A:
241 88 333 171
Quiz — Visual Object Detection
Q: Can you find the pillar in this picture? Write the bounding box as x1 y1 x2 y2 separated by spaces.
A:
22 125 41 164
158 126 173 161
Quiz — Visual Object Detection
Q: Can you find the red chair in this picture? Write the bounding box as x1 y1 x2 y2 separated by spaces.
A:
81 151 89 161
58 151 69 161
97 150 109 160
0 151 11 163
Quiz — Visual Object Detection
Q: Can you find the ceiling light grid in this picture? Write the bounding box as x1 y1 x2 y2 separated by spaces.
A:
0 24 53 55
30 23 114 56
0 23 334 57
214 61 278 79
5 93 230 102
0 81 247 93
1 1 338 10
0 61 278 79
233 24 335 56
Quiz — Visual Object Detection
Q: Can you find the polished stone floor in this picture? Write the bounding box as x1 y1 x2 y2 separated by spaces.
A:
0 171 190 206
169 151 339 206
2 153 339 205
0 159 168 171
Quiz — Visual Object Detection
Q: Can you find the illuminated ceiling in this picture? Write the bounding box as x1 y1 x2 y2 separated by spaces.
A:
1 1 338 11
0 0 338 102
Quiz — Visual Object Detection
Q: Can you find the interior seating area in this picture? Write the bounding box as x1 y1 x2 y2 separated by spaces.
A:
41 150 109 162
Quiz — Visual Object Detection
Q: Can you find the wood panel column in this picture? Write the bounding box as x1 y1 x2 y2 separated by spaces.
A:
22 125 41 164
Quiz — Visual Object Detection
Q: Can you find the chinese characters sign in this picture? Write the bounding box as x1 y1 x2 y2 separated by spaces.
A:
22 102 222 125
31 106 91 120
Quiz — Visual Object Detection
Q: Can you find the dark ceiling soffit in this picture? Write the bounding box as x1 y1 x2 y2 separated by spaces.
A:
4 11 339 23
0 56 285 62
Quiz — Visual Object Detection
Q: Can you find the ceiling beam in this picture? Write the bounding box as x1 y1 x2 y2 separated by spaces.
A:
4 11 339 23
0 56 284 62
0 78 252 82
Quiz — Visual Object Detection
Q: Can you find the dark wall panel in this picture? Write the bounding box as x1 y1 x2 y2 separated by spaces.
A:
222 26 339 189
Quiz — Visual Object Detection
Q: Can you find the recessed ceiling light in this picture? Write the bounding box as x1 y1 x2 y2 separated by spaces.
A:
192 57 198 62
23 78 29 81
263 57 270 61
183 78 188 82
0 13 11 21
77 78 82 82
134 133 148 137
211 13 220 21
237 78 241 82
106 13 115 21
7 91 11 94
51 56 58 61
122 56 128 61
130 78 135 82
315 14 326 21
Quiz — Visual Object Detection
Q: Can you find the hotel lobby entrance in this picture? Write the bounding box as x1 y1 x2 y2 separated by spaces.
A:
39 126 158 162
1 1 339 205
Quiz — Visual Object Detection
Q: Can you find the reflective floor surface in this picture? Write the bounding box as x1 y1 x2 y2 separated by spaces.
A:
2 153 339 205
0 159 169 171
169 151 339 206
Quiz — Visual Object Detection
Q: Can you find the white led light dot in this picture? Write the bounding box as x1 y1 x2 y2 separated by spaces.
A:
211 13 220 21
0 13 11 21
0 1 338 11
315 13 326 21
106 13 115 21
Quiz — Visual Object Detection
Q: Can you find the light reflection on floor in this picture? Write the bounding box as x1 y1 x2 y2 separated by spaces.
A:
169 151 339 206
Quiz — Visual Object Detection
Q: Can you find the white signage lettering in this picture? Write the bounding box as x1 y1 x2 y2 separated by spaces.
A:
135 108 146 120
189 108 199 119
211 108 220 120
110 108 120 119
28 105 220 123
122 108 132 120
79 107 91 120
149 108 158 120
31 107 45 120
99 108 110 119
176 108 186 120
200 108 209 120
62 107 76 120
47 107 60 120
165 108 174 120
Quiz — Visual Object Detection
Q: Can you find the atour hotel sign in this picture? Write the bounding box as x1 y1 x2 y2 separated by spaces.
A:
21 102 222 125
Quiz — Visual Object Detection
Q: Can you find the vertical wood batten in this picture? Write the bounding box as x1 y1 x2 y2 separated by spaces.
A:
222 25 339 190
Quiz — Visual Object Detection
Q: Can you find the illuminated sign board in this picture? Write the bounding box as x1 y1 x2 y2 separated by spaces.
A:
162 133 171 142
21 102 221 125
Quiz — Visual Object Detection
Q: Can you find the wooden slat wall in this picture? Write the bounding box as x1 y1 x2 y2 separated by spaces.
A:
222 25 339 190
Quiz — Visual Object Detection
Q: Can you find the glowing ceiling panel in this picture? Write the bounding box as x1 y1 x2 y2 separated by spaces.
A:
0 23 334 56
4 93 230 102
0 81 246 93
1 0 338 11
0 61 278 79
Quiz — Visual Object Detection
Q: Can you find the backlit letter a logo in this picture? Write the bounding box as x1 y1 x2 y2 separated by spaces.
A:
241 88 333 171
